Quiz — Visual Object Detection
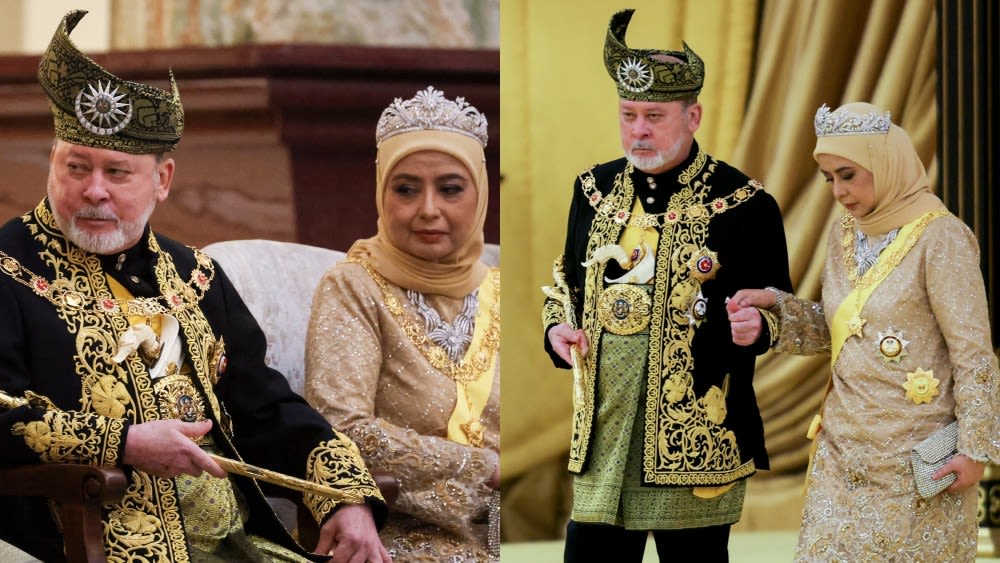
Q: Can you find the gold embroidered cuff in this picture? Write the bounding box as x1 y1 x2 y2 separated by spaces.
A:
757 307 780 347
542 298 565 329
303 434 385 524
13 409 125 466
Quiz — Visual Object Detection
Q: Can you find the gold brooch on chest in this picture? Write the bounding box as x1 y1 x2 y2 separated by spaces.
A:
846 315 867 339
688 248 720 282
876 327 910 363
687 290 708 327
209 336 227 385
155 373 207 425
903 367 939 404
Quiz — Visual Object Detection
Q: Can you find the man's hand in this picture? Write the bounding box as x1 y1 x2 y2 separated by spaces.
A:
547 323 590 365
936 454 985 493
123 419 225 478
727 289 777 346
315 503 391 562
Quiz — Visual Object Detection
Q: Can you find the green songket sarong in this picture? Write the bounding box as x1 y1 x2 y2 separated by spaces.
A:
177 441 311 562
571 330 746 529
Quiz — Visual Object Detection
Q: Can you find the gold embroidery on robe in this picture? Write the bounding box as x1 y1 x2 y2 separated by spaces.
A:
566 154 761 484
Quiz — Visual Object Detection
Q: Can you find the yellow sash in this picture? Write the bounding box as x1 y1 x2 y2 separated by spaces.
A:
829 211 947 370
446 271 500 445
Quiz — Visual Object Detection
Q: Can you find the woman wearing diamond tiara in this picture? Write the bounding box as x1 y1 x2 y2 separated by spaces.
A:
727 102 999 561
304 86 499 562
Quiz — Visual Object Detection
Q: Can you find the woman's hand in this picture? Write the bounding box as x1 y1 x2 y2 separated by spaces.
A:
547 323 590 364
937 454 985 493
729 288 777 310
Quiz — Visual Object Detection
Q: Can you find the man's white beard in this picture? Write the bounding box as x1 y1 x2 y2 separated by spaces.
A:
625 136 686 173
626 152 667 172
56 204 154 255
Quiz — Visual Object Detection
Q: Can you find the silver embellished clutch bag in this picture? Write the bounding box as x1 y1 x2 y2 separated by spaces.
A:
910 421 959 499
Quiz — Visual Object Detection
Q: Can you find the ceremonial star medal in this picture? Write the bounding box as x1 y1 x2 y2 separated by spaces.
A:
687 290 708 327
209 336 227 385
461 419 485 448
688 248 720 282
876 327 909 363
903 368 940 404
847 315 866 339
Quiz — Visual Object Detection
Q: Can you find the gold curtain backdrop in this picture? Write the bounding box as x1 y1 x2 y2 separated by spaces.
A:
500 0 939 540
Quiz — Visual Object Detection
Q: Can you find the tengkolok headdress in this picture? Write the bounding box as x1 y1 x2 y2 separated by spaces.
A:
603 9 705 102
375 86 488 148
38 10 184 154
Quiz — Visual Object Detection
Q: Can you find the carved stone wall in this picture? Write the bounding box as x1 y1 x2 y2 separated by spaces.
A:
111 0 499 49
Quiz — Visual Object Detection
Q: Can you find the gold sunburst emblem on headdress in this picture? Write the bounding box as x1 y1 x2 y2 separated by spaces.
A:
74 80 133 136
616 57 654 93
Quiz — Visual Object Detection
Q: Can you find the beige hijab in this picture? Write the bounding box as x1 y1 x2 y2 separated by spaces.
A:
348 129 489 299
813 102 945 235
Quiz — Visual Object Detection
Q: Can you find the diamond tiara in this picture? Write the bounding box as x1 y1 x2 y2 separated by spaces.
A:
375 86 488 148
814 103 892 137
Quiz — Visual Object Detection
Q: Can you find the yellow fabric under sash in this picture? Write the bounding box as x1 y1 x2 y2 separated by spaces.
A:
446 272 499 445
107 276 192 379
618 198 660 258
107 275 163 334
807 211 947 445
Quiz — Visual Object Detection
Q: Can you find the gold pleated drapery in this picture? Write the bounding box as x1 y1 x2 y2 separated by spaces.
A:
500 0 939 540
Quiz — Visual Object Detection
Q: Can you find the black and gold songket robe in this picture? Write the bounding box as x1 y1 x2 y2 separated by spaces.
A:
0 199 386 562
543 142 792 528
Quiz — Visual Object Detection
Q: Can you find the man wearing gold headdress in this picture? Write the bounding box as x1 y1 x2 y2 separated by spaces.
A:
542 9 792 562
0 11 388 563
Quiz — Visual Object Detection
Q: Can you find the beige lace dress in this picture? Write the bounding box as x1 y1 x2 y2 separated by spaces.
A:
771 213 999 562
305 260 500 562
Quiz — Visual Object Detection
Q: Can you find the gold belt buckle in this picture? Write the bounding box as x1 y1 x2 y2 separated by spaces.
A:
154 373 208 427
597 284 651 335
